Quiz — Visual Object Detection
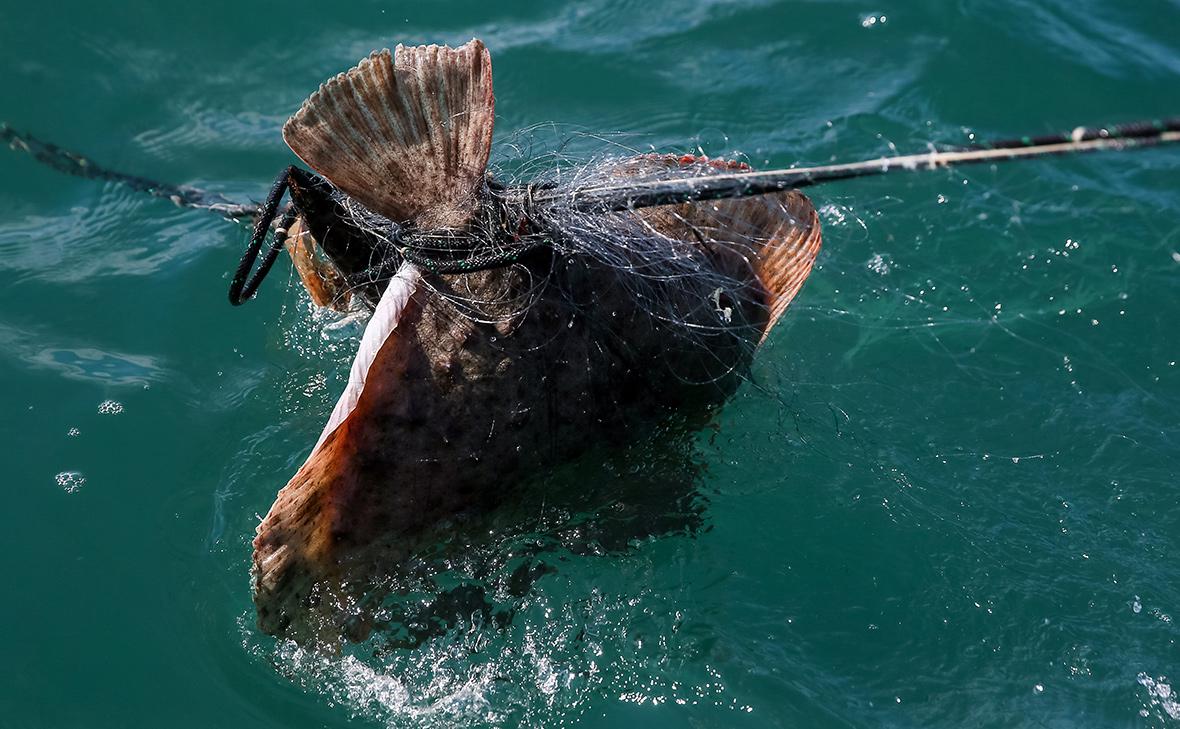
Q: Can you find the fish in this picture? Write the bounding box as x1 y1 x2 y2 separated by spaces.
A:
250 39 822 640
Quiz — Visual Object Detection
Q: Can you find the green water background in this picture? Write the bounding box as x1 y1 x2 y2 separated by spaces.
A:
2 1 1179 726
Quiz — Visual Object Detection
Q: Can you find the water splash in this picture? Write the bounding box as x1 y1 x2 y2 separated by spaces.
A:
1138 673 1180 721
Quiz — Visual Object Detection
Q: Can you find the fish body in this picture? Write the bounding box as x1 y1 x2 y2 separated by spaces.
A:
252 40 821 639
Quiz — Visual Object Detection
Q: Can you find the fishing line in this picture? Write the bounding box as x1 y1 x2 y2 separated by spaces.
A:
4 116 1178 308
543 118 1180 212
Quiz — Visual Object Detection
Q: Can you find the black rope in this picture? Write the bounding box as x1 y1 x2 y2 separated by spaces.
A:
7 115 1178 299
539 117 1180 213
1 121 553 288
386 182 556 274
970 117 1177 150
0 122 260 220
228 166 296 305
226 173 556 300
393 233 549 274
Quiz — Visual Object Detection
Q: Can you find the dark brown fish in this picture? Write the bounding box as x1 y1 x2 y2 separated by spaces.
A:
251 39 822 640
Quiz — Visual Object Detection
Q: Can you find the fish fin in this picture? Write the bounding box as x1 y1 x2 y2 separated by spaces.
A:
282 216 352 310
630 166 822 345
282 39 494 229
680 192 823 345
252 262 423 638
744 191 823 345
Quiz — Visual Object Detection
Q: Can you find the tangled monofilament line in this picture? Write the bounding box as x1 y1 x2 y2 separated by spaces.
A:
4 116 1177 353
326 150 778 350
247 116 1180 349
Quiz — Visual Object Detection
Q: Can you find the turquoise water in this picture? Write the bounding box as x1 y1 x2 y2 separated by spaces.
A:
2 1 1180 726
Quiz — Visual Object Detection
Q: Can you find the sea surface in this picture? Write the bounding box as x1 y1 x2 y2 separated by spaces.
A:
2 1 1179 727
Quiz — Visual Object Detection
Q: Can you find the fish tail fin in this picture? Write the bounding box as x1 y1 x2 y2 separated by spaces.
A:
282 40 495 229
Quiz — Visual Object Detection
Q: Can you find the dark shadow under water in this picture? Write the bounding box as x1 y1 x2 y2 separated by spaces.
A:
286 410 713 655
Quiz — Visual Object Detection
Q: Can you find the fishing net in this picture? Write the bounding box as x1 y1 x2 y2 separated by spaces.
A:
314 146 812 382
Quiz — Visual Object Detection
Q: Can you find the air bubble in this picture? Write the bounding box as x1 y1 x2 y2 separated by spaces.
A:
54 471 86 493
98 400 124 415
867 253 891 275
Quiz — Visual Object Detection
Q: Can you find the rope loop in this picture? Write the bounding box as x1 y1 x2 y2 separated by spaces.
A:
228 166 297 305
